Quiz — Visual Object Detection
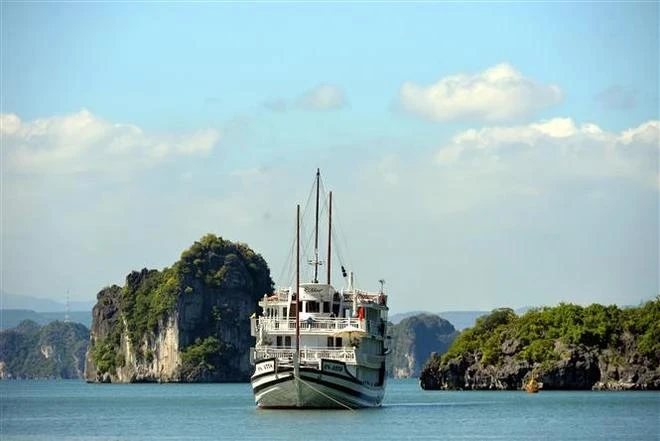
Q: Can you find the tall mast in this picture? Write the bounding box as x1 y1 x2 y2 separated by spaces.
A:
313 168 320 283
295 204 301 361
327 191 332 285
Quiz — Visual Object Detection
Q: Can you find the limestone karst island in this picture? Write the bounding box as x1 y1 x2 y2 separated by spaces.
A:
85 234 272 383
1 234 658 391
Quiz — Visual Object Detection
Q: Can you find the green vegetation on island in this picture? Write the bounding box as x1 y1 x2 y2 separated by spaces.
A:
121 266 180 350
420 298 660 390
86 234 273 383
0 320 89 379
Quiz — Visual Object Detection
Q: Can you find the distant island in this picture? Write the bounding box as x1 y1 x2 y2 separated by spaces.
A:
0 291 94 330
388 314 458 378
390 308 532 331
0 320 89 379
420 298 660 391
0 309 92 330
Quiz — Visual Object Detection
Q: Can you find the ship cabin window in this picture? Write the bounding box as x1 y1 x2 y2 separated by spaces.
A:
323 301 330 313
327 337 343 348
276 335 291 348
306 301 319 313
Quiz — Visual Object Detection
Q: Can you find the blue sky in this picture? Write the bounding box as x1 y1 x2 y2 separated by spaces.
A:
1 2 658 313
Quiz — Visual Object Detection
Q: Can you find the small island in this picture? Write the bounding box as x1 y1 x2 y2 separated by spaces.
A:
420 299 660 391
85 234 273 383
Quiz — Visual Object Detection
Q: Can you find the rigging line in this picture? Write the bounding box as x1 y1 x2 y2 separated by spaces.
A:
301 219 317 282
330 198 354 276
297 215 313 281
317 177 328 214
301 174 317 224
316 179 349 282
277 216 298 287
327 213 347 280
278 173 316 287
294 375 355 411
330 229 346 277
278 206 300 286
284 174 317 287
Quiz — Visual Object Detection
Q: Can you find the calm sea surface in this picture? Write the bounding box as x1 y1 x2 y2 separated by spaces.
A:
1 379 658 440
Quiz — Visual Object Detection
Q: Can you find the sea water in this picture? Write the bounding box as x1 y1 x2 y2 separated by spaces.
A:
1 379 658 440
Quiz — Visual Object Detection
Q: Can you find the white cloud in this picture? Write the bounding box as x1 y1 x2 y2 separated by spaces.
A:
297 84 347 111
399 63 563 122
620 120 660 145
435 118 659 189
1 109 221 175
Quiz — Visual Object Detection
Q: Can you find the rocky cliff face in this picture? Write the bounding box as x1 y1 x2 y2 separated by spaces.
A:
84 283 181 383
84 235 273 383
421 339 659 391
387 313 457 378
420 302 660 391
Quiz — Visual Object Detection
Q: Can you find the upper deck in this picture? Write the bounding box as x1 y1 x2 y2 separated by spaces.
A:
258 285 388 310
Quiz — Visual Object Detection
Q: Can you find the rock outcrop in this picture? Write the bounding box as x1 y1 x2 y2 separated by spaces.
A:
84 234 273 383
420 301 660 391
387 313 458 378
0 320 89 379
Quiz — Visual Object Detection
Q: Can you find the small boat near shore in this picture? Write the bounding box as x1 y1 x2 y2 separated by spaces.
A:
250 170 390 409
525 372 541 393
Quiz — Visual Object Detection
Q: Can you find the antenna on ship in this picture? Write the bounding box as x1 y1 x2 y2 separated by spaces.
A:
378 279 385 294
64 291 70 323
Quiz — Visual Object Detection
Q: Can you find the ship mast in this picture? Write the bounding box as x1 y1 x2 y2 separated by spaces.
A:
327 191 332 285
313 168 320 283
295 204 301 362
294 203 302 407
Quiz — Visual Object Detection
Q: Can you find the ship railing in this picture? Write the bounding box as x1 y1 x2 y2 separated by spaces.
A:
354 290 388 306
253 347 356 364
259 288 292 304
257 317 363 333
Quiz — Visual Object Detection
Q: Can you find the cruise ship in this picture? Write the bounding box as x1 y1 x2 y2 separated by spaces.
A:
250 170 389 409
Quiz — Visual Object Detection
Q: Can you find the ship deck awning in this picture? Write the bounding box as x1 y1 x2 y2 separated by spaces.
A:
332 325 367 339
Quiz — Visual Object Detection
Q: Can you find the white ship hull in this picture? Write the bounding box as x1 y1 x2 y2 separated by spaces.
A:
251 362 385 409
